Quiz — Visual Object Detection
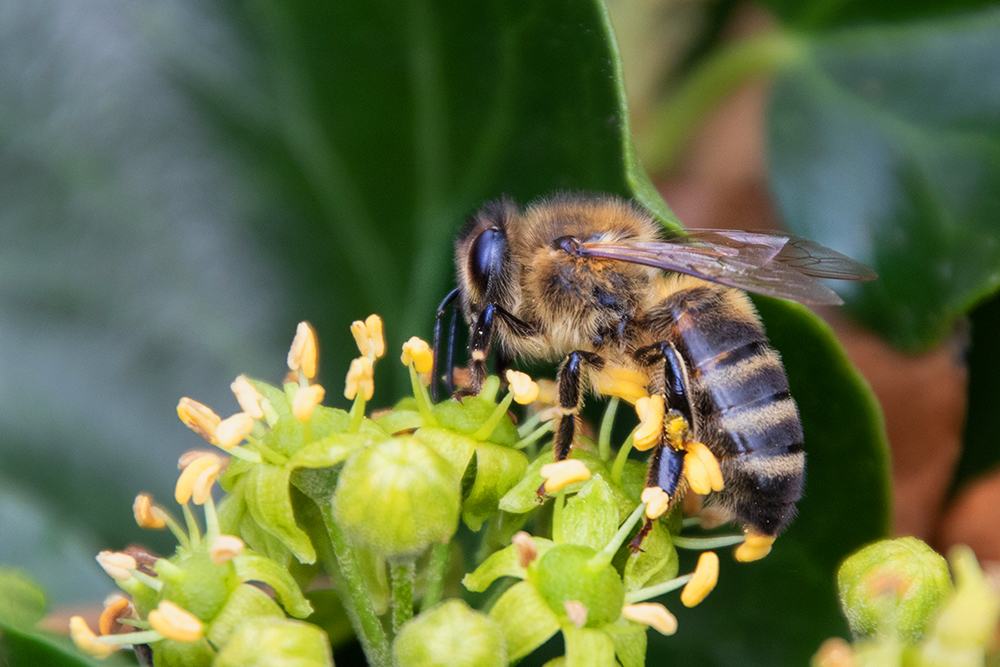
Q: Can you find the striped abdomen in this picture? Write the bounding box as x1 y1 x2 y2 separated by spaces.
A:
649 280 805 536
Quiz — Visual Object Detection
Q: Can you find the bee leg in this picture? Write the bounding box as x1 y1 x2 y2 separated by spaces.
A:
467 303 497 394
630 444 687 550
431 287 461 402
553 350 605 461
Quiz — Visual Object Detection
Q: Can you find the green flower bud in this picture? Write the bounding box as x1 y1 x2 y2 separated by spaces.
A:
157 551 239 623
393 599 507 667
838 537 952 641
332 435 461 559
533 544 624 629
214 617 332 667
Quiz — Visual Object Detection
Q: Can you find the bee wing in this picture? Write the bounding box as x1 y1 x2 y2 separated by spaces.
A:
579 230 876 306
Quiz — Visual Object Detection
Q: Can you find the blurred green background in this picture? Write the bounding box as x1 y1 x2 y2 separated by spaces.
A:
3 0 1000 664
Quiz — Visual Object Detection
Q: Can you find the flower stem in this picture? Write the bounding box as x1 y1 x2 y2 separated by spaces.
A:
181 503 200 548
321 506 392 667
409 364 437 425
593 501 647 567
391 561 415 633
202 495 219 542
420 542 450 612
611 432 636 486
514 422 553 450
552 489 566 544
348 395 367 433
643 31 804 172
672 534 746 550
625 573 694 604
472 391 515 441
598 397 620 462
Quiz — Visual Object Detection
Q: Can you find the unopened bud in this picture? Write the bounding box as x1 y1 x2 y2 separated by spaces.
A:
393 599 507 667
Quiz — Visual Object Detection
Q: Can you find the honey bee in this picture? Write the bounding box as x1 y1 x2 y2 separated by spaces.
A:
432 193 875 556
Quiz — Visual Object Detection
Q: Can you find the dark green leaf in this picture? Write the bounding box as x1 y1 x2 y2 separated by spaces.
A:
758 0 996 30
651 298 891 666
768 10 1000 351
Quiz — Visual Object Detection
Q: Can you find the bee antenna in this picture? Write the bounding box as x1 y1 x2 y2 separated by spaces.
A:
432 287 461 402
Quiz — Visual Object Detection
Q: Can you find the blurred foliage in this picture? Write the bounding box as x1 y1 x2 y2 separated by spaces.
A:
0 0 929 664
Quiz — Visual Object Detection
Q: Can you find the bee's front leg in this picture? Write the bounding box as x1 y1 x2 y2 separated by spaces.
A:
466 303 497 394
553 350 605 461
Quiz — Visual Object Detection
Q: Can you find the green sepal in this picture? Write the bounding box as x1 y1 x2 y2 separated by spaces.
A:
430 388 518 445
463 537 556 592
617 460 650 504
240 509 293 568
157 551 239 622
415 428 477 482
286 432 378 469
0 568 46 630
463 443 530 531
219 456 254 493
622 521 678 593
213 617 333 667
377 409 426 434
152 636 215 667
354 546 390 615
499 449 609 514
533 545 624 629
603 616 648 667
244 464 316 564
562 474 621 551
216 478 247 535
206 582 284 648
489 580 560 662
233 550 314 619
248 379 291 420
562 625 616 667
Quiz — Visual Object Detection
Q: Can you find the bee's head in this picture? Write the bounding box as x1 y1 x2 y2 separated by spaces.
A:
455 198 520 316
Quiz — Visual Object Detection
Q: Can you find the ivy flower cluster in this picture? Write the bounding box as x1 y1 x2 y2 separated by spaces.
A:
70 316 766 667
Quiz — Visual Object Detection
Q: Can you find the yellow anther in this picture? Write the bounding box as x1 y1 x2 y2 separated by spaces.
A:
622 602 678 636
687 440 724 492
400 336 434 374
148 601 203 643
344 357 374 401
505 370 540 405
191 464 221 506
540 459 591 493
230 375 264 420
351 320 371 357
133 493 166 529
641 486 671 520
591 366 649 403
512 531 538 569
681 551 720 607
292 384 326 422
735 532 775 562
633 395 665 451
69 616 117 658
99 594 134 636
95 551 137 582
210 534 245 565
176 397 221 444
175 453 223 505
683 451 713 496
214 412 255 450
287 321 319 379
365 314 386 359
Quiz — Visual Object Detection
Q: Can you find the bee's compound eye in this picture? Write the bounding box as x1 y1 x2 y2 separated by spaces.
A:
554 235 582 257
469 227 507 293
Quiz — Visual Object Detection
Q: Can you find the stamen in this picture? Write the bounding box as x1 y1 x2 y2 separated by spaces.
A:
133 493 166 529
505 370 540 405
622 602 678 635
735 532 775 562
365 314 386 359
95 551 137 582
540 460 591 493
680 551 720 607
633 395 665 451
287 321 319 379
683 452 712 495
69 616 118 658
98 595 134 636
176 398 221 444
687 441 724 492
230 376 264 419
292 384 326 422
191 463 221 506
512 531 538 568
175 453 223 505
147 601 203 643
591 366 649 403
400 337 434 374
214 412 255 450
210 534 245 565
344 357 375 401
351 320 372 357
641 486 671 520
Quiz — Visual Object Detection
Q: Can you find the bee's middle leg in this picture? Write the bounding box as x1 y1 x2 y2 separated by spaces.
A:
553 350 605 461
